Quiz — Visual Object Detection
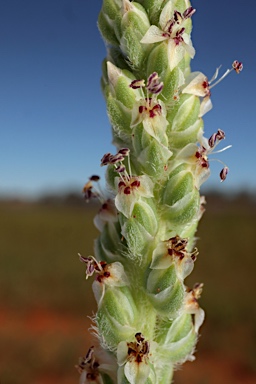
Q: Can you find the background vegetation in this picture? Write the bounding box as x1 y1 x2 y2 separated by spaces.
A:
0 192 255 384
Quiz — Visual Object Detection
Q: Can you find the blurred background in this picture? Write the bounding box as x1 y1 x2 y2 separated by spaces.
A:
1 0 256 383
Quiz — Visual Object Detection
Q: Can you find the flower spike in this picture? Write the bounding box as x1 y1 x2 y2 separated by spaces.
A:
78 2 243 383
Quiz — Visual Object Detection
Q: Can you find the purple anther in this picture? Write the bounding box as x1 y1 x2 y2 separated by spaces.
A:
101 152 113 166
220 166 229 182
173 10 182 23
146 72 164 95
129 79 145 89
110 154 125 164
118 148 130 156
115 165 126 173
232 60 243 74
183 6 196 19
90 175 100 181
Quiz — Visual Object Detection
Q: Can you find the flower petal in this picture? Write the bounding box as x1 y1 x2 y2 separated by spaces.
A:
117 341 129 366
182 72 208 97
124 359 150 384
92 280 105 306
167 39 185 71
141 25 167 44
183 33 195 58
135 175 154 198
159 1 175 29
199 96 212 117
194 307 205 333
150 242 172 269
115 189 136 218
175 256 194 280
105 262 129 287
142 113 168 142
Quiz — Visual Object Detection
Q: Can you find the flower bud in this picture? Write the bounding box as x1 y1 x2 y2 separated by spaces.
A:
153 313 197 365
95 221 125 263
135 139 172 177
160 329 197 364
163 187 200 228
106 93 132 146
121 215 154 257
146 0 193 24
98 9 119 46
146 265 184 317
102 0 121 20
96 286 138 351
107 62 140 109
167 94 202 149
140 0 168 25
157 313 193 345
120 2 151 69
160 164 200 227
161 165 194 206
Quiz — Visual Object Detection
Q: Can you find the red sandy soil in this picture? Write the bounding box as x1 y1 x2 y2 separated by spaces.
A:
175 355 256 384
1 307 255 384
0 307 90 334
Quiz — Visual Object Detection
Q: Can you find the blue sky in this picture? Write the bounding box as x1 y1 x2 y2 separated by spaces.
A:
0 0 255 198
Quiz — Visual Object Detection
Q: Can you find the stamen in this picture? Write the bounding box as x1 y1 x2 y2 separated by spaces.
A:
209 60 243 89
110 154 125 164
165 19 174 34
232 60 243 74
83 175 104 203
210 144 232 154
146 72 163 95
101 152 113 166
124 186 131 195
191 248 199 261
220 166 229 182
75 346 101 379
174 28 185 45
192 282 204 299
131 180 140 188
173 10 183 24
129 79 145 89
118 148 130 156
115 164 126 173
127 151 132 177
82 180 94 202
78 254 104 279
183 6 196 19
126 333 150 364
208 129 225 148
90 175 100 182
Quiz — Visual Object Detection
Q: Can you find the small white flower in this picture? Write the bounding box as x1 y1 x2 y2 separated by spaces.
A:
141 3 196 70
115 174 154 218
117 333 157 384
175 128 231 186
150 236 198 280
184 283 205 333
76 346 115 384
182 61 243 116
175 143 211 187
93 198 118 232
131 97 169 142
92 261 129 306
129 72 169 143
